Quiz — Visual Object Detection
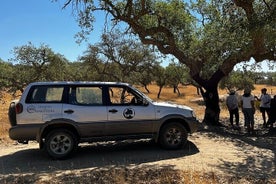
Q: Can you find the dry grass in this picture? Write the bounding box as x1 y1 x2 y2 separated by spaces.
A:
136 84 207 120
1 166 273 184
0 92 13 144
136 84 276 120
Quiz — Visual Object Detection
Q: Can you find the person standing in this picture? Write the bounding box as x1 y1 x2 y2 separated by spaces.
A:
267 95 276 130
226 90 239 128
241 88 255 134
255 88 271 128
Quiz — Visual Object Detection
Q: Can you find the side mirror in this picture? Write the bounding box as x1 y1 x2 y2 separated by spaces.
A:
142 98 149 106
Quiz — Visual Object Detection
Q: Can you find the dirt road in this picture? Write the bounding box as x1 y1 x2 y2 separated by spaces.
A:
0 125 275 183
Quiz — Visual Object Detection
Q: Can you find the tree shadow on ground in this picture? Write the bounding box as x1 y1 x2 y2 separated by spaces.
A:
200 120 276 179
0 139 199 175
2 165 183 184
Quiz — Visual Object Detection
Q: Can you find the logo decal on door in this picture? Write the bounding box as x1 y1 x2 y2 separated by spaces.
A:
27 105 54 113
123 108 135 119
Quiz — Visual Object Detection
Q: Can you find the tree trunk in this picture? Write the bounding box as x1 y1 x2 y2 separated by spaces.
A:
173 85 181 96
193 70 225 126
200 87 221 125
157 86 163 99
176 87 181 96
173 85 177 93
144 85 150 93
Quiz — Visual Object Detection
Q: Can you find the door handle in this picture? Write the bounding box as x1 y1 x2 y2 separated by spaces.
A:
109 109 118 113
64 109 74 114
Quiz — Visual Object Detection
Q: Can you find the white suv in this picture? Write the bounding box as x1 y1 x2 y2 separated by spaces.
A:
9 81 199 159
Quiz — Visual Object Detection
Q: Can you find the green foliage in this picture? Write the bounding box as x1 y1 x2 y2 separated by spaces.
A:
0 61 13 89
61 0 273 124
153 65 168 98
1 43 73 94
61 0 274 82
147 1 194 46
219 71 255 92
258 72 276 85
0 60 28 94
81 30 160 83
189 0 252 78
165 61 189 86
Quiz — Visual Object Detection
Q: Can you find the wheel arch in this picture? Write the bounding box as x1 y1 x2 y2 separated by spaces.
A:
37 119 80 149
155 116 191 142
160 116 191 132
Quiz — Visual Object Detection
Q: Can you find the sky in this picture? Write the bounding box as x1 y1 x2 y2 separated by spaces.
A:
0 1 274 71
0 0 104 62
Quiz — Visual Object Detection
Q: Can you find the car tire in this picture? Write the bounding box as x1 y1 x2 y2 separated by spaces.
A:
45 129 77 159
159 122 188 150
8 102 17 126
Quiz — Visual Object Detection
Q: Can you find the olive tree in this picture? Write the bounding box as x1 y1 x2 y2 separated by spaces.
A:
131 61 160 93
58 0 275 125
8 42 71 92
81 30 159 83
154 65 168 99
165 62 189 96
219 70 255 92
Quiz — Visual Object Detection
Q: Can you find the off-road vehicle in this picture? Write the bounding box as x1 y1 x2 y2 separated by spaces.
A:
9 81 199 159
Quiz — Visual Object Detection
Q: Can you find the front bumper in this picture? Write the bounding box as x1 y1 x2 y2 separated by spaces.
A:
185 117 200 133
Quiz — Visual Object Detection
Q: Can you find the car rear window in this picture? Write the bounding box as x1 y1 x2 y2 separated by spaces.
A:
26 86 64 103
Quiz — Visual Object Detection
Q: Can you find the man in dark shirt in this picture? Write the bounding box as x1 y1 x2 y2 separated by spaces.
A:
268 95 276 131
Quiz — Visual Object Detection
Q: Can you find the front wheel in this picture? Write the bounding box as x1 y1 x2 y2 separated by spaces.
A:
45 129 77 159
159 122 188 150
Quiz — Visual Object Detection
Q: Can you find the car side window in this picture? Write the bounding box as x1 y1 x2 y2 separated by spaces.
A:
27 86 64 103
109 87 141 105
69 86 103 105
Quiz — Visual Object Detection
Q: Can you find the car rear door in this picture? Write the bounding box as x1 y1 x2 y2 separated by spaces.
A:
18 85 64 124
62 85 107 137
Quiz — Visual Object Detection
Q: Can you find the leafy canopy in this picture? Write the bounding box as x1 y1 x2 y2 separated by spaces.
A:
59 0 274 85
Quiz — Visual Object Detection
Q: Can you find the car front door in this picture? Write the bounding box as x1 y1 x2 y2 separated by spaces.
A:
106 86 155 135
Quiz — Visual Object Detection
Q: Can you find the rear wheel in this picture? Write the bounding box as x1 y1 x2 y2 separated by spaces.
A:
8 102 17 126
45 129 76 159
159 122 188 149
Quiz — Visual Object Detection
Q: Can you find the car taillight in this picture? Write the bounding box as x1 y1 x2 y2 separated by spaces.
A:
15 103 23 114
